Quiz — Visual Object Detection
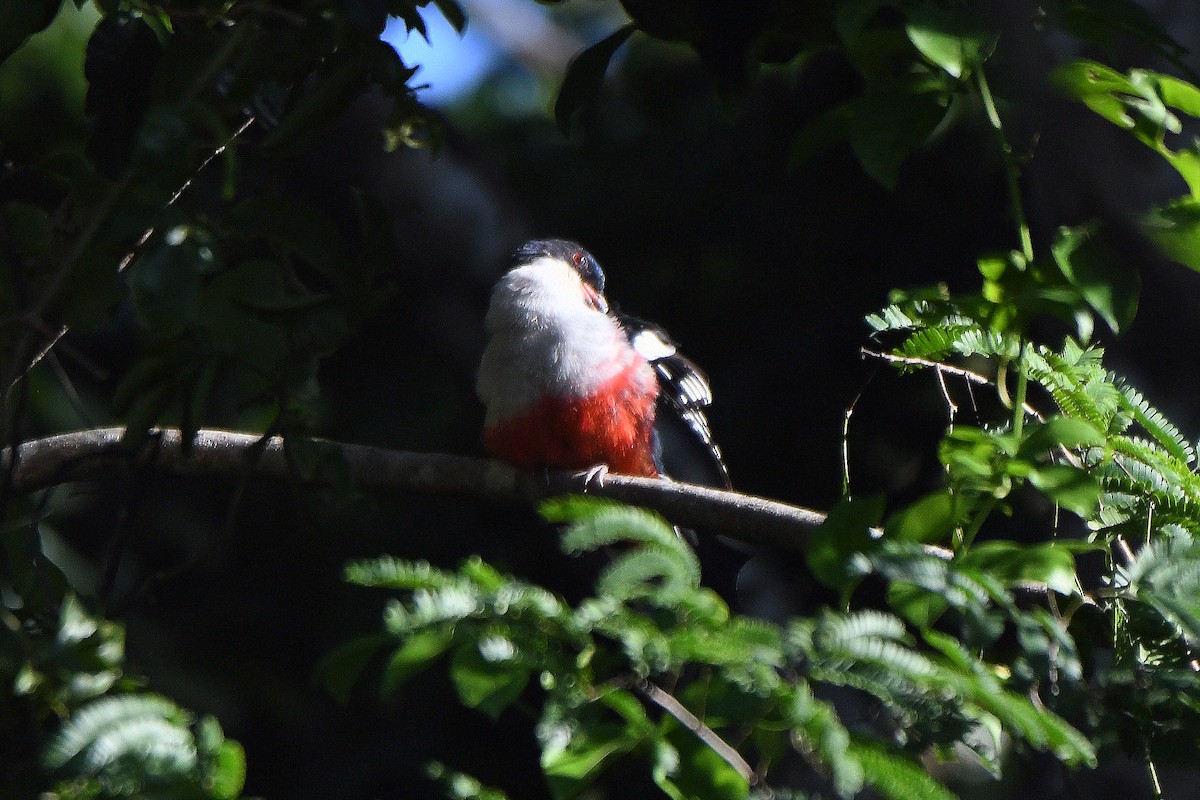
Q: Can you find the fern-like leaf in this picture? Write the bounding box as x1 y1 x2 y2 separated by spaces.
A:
849 739 958 800
1026 348 1112 428
44 694 191 771
1113 376 1196 465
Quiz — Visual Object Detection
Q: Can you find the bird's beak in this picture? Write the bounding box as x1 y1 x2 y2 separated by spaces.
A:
584 285 609 313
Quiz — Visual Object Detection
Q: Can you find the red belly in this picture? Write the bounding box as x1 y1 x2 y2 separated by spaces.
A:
484 366 659 477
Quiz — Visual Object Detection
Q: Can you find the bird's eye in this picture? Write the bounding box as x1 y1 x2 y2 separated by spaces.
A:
572 251 586 268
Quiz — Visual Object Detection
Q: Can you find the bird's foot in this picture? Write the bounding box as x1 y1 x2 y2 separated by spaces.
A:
575 464 609 491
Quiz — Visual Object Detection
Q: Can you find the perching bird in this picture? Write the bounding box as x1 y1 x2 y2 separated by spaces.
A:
476 239 729 487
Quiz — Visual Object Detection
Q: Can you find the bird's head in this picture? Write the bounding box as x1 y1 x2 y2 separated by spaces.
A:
513 238 608 312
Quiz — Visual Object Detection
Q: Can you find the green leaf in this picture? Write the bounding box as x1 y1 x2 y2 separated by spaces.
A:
43 693 194 772
923 631 1096 766
132 105 197 185
3 523 71 618
849 90 948 189
1056 61 1178 143
126 224 219 336
381 629 455 696
1053 60 1143 129
886 581 948 629
1017 416 1106 459
228 196 349 284
208 739 247 800
885 490 956 544
0 0 63 64
262 46 371 154
553 502 690 574
836 0 891 43
1143 196 1200 271
539 494 622 525
426 762 510 800
541 719 640 798
655 719 749 800
850 738 958 800
555 24 637 134
1114 378 1195 464
1028 464 1101 516
807 495 884 592
450 638 530 718
788 103 854 170
904 5 993 79
314 633 390 703
1050 223 1139 333
599 548 696 601
1051 0 1186 63
1158 74 1200 118
956 541 1078 595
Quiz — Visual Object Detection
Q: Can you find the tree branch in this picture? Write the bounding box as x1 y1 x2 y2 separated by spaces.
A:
1 427 828 553
635 679 757 786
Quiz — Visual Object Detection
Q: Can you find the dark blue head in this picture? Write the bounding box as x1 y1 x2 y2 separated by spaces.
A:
513 238 606 295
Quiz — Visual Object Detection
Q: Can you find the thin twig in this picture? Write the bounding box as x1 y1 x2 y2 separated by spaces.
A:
935 366 957 423
5 325 68 397
119 115 257 272
841 398 858 495
636 680 757 785
860 348 1045 422
1113 535 1137 568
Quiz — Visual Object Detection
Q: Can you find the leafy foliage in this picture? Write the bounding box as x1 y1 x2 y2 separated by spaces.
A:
5 0 1200 799
2 592 245 799
334 501 1094 799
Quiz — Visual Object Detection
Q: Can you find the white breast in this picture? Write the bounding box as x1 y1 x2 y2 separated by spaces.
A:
476 257 638 425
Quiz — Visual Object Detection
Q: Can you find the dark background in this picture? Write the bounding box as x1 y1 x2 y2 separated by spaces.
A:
5 1 1200 797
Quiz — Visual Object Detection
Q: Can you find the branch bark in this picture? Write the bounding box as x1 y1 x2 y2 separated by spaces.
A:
636 680 757 785
1 427 827 553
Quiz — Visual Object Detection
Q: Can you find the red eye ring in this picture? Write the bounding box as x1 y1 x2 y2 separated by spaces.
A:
572 251 586 267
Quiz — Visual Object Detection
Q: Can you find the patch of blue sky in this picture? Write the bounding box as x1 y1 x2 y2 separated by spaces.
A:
383 9 500 107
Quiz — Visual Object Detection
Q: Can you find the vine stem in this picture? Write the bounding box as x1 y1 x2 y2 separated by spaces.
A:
975 68 1034 264
959 495 998 551
1012 342 1029 439
1144 737 1164 800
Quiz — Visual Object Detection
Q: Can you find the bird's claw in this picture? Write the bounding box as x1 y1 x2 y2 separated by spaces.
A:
576 464 609 491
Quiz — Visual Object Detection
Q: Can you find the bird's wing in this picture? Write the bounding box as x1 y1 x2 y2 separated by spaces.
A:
618 314 732 488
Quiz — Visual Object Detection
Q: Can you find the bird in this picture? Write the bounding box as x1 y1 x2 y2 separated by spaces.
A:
476 238 729 488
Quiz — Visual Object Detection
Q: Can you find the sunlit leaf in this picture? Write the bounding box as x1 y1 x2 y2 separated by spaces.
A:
1050 223 1139 333
1029 464 1101 516
956 541 1079 595
850 738 958 800
885 490 956 544
807 495 884 591
1143 197 1200 271
450 639 530 719
1018 416 1106 459
904 5 992 79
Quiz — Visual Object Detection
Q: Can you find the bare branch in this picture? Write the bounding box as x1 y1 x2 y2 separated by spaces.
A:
636 680 757 786
1 427 829 553
860 347 1046 422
